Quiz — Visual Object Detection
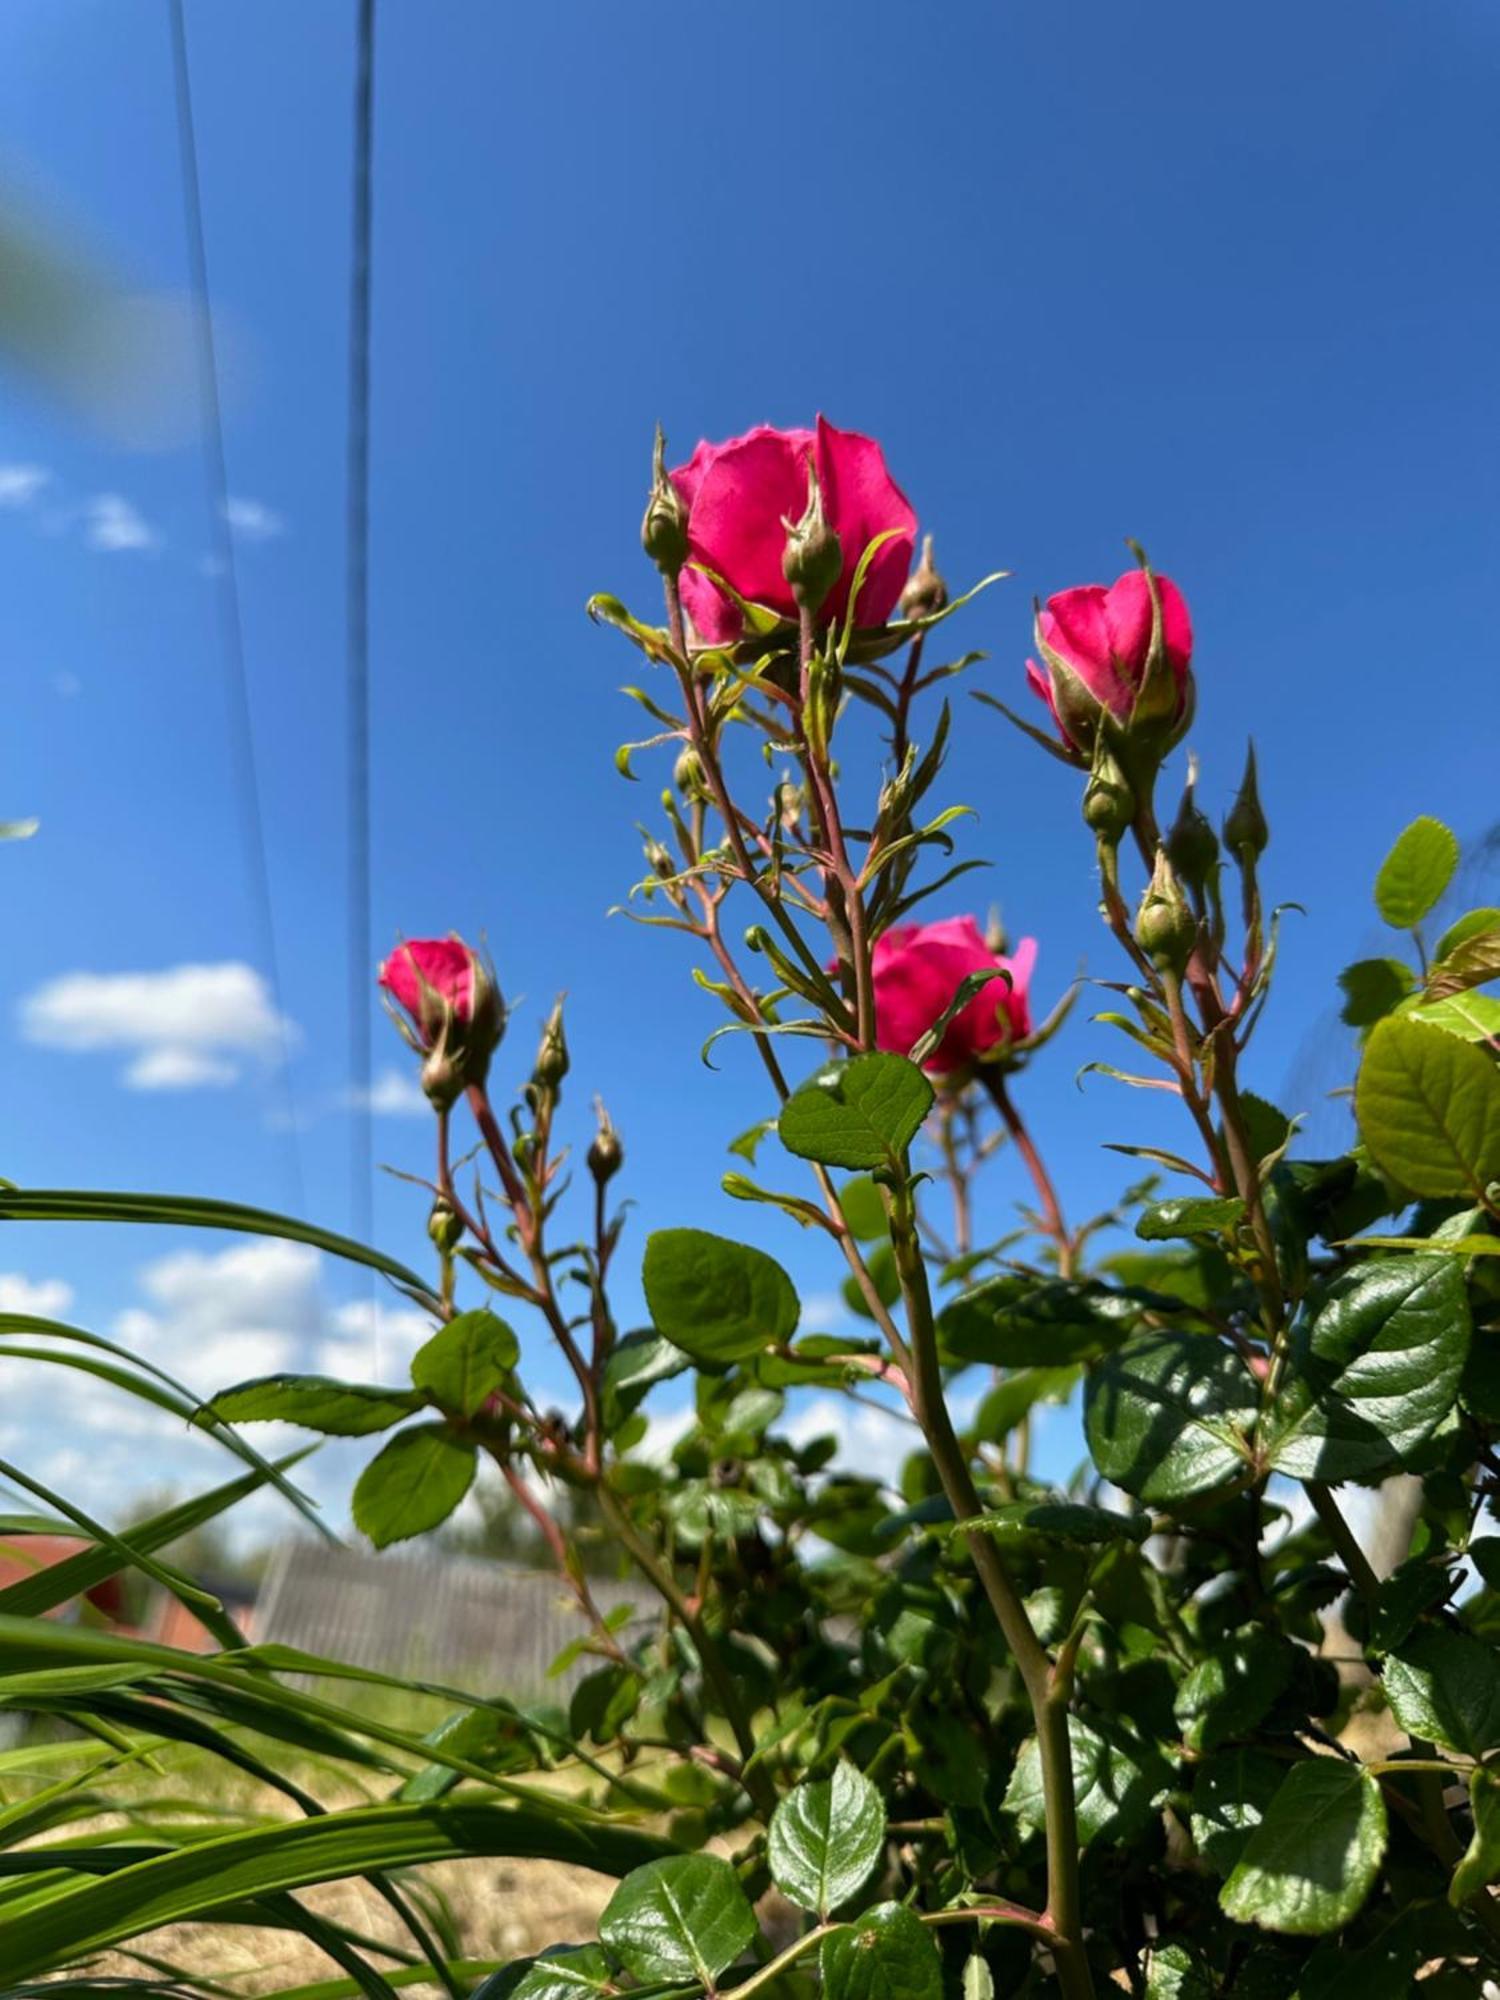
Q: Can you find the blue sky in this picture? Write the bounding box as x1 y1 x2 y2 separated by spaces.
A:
0 0 1496 1532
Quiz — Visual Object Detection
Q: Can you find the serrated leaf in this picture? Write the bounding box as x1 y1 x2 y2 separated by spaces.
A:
202 1375 423 1437
1410 989 1500 1042
777 1053 934 1170
641 1228 799 1366
1383 1626 1500 1757
1220 1760 1386 1935
939 1276 1134 1368
1424 926 1500 1002
1137 1196 1246 1241
1375 816 1458 929
351 1425 477 1549
1173 1631 1295 1752
820 1902 942 2000
1004 1715 1166 1849
1084 1332 1257 1503
489 1946 616 2000
767 1761 885 1916
1189 1748 1286 1876
1355 1014 1500 1200
1264 1254 1470 1481
410 1310 519 1418
598 1853 757 1986
1339 957 1416 1029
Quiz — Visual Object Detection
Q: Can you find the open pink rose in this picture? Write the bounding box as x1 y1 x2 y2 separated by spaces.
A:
670 417 916 645
872 918 1036 1074
1027 569 1193 753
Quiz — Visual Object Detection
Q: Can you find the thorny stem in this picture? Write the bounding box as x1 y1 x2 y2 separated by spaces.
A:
888 1179 1095 2000
798 605 876 1049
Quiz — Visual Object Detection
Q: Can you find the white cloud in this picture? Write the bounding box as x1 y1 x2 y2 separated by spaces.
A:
19 961 295 1091
0 1272 75 1317
83 492 159 554
114 1238 323 1391
0 464 49 508
346 1067 429 1117
316 1296 435 1379
223 495 285 541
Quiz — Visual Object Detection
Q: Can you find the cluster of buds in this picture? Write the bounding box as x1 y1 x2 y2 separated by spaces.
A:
378 936 505 1109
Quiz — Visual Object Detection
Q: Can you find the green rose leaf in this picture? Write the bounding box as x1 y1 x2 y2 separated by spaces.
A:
940 1276 1134 1368
411 1309 520 1418
1220 1760 1386 1935
1264 1254 1471 1481
1374 815 1458 929
1450 1768 1500 1905
489 1946 616 2000
1084 1332 1258 1503
200 1375 424 1436
1144 1943 1214 1999
970 1365 1080 1443
766 1760 885 1916
1340 957 1416 1029
820 1902 942 2000
598 1853 757 1987
1189 1749 1286 1877
1383 1627 1500 1757
1355 1015 1500 1201
1136 1196 1246 1241
1173 1631 1296 1752
778 1054 934 1170
351 1423 477 1549
642 1228 799 1366
962 1499 1150 1549
1004 1715 1166 1849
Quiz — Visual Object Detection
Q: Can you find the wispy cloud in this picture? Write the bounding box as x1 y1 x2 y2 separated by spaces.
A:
0 463 49 508
83 492 159 554
19 960 296 1090
223 495 285 542
345 1066 429 1117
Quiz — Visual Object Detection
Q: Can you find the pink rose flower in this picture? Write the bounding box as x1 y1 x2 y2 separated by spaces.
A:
872 917 1037 1074
379 935 505 1110
670 416 917 645
379 937 477 1042
1027 569 1193 754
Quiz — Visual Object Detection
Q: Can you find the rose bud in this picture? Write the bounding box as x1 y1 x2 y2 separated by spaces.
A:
640 424 689 578
1224 742 1269 862
1134 852 1199 975
1027 563 1194 769
588 1097 624 1184
900 534 947 622
780 462 843 616
669 416 916 645
378 935 505 1109
872 916 1037 1076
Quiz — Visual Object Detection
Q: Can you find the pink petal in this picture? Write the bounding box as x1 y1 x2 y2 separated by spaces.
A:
1103 570 1155 678
680 427 814 632
814 415 917 628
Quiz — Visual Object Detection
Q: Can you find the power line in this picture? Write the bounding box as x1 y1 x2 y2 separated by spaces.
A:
166 0 304 1212
346 0 377 1309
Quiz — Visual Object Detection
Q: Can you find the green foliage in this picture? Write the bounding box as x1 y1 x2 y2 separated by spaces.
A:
767 1760 886 1915
410 1310 520 1417
778 1053 934 1169
597 1854 757 1985
203 1376 424 1435
1373 815 1458 929
351 1425 477 1549
1083 1331 1257 1501
820 1903 943 2000
641 1226 799 1363
1219 1762 1387 1935
1355 1013 1500 1199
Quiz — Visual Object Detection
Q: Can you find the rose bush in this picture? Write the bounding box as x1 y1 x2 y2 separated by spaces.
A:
2 417 1498 2000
